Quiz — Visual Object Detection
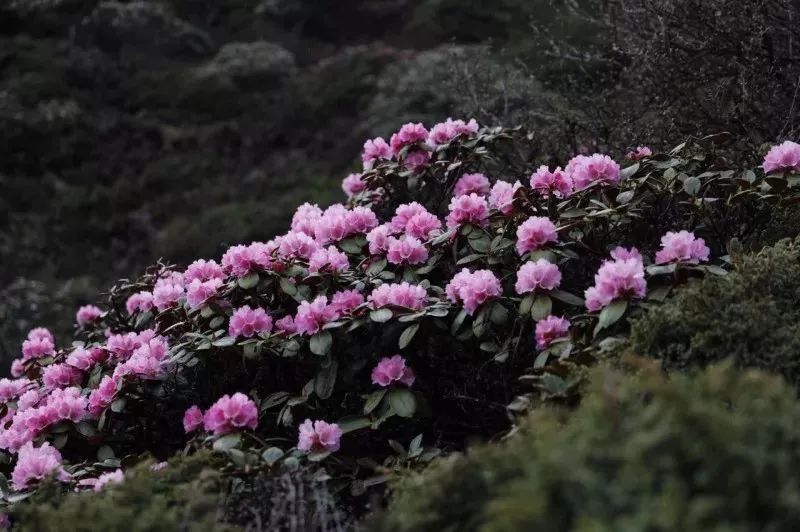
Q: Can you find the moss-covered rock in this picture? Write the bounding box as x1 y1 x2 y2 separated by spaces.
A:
373 363 800 531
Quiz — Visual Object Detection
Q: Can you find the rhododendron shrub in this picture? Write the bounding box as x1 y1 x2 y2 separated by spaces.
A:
0 121 797 524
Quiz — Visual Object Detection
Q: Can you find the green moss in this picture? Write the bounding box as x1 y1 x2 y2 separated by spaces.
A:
374 364 800 531
629 239 800 386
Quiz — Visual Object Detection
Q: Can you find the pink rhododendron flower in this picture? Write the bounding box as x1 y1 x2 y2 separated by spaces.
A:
183 405 204 433
291 203 323 237
152 278 184 311
386 236 429 266
389 122 429 155
403 149 431 171
11 442 66 491
221 242 276 277
345 206 379 234
88 376 117 417
405 211 442 240
295 296 339 335
76 305 102 326
10 359 24 378
274 315 297 335
93 469 124 491
125 291 154 314
565 154 621 189
362 137 392 168
184 259 225 283
626 146 652 160
488 180 522 215
427 118 479 146
203 393 258 436
371 355 415 387
367 224 395 255
762 141 800 174
21 331 55 360
309 246 350 273
44 387 87 423
66 347 96 371
530 165 573 198
445 269 503 315
453 173 491 197
391 203 428 231
515 259 562 295
515 217 558 255
342 173 366 197
42 364 81 390
445 193 490 229
329 290 364 315
106 332 143 360
655 230 710 264
0 378 31 402
186 278 223 309
584 252 647 311
229 305 272 338
278 231 321 260
17 389 41 411
27 328 53 343
297 419 342 453
368 282 427 311
535 315 571 349
610 246 642 261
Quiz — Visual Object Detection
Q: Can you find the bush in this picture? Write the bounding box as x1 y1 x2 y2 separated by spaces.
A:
374 363 800 531
1 119 799 527
630 238 800 387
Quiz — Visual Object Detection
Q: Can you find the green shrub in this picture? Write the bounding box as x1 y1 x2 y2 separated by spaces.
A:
374 363 800 531
630 239 800 386
12 452 231 532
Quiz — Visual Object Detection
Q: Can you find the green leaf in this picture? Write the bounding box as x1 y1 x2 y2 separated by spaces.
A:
456 253 484 265
337 237 364 254
337 416 372 434
549 289 584 306
314 360 338 399
450 308 467 335
75 421 98 438
213 433 241 452
261 447 284 466
209 316 225 329
531 294 552 321
533 350 549 369
646 263 677 276
621 163 640 180
363 389 387 415
616 190 635 204
704 264 729 276
388 389 417 418
237 272 260 289
212 336 236 347
370 309 393 323
366 258 388 276
489 302 509 325
683 176 702 196
472 306 489 338
309 331 333 356
97 445 115 461
519 294 535 315
279 277 298 296
594 299 628 336
399 323 420 349
110 397 127 413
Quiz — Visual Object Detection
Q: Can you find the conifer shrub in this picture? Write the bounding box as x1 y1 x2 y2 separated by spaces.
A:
373 363 800 531
630 238 800 387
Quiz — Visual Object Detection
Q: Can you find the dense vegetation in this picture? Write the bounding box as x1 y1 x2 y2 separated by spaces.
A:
3 0 800 530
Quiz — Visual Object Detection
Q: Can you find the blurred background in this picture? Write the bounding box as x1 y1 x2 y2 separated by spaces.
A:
1 0 798 361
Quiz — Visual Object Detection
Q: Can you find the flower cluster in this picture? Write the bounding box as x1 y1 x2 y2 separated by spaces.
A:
371 356 415 387
655 231 710 264
445 269 502 315
183 393 259 436
585 248 647 311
